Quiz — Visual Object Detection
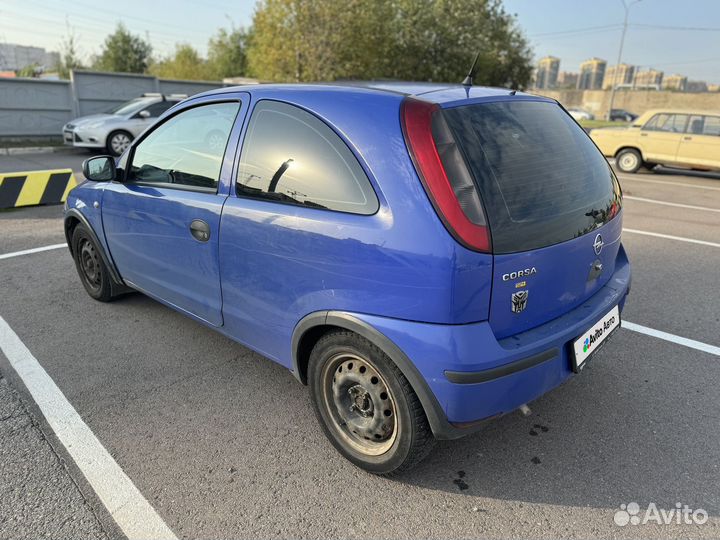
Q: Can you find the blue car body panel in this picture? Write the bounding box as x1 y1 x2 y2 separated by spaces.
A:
101 184 226 325
65 83 631 435
218 87 492 366
349 238 630 424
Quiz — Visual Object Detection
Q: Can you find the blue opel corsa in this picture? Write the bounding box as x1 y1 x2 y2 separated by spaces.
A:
65 82 630 474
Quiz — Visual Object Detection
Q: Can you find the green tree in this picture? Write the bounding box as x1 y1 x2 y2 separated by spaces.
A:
248 0 395 82
17 63 41 78
207 26 251 79
390 0 533 88
93 23 152 73
247 0 533 88
56 30 84 79
149 44 211 80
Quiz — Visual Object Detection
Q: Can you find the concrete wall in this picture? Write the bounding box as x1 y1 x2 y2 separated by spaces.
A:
71 71 158 116
0 78 73 137
536 89 720 117
0 70 227 139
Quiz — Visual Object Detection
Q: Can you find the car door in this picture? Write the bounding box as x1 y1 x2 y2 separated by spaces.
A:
101 97 247 326
676 115 720 169
640 113 688 164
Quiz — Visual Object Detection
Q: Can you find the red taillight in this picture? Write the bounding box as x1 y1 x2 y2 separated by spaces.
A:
401 98 491 253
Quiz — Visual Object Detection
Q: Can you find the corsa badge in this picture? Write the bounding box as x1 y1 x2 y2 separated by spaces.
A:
511 290 528 313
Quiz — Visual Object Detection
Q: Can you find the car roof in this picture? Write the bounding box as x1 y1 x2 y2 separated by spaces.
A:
641 108 720 117
195 82 538 107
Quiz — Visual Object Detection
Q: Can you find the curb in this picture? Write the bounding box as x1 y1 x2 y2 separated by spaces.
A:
0 147 76 156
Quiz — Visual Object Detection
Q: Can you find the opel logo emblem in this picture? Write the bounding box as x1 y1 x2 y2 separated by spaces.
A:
593 234 604 255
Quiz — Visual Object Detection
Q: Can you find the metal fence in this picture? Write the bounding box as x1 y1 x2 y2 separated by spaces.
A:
0 70 227 138
0 78 73 137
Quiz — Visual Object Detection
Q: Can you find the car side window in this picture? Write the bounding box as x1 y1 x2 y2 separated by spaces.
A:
642 114 667 131
688 115 704 134
644 114 688 133
661 114 688 133
128 102 239 191
145 101 177 117
236 100 379 214
703 116 720 136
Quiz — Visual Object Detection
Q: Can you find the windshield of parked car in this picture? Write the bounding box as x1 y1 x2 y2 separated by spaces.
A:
106 98 154 116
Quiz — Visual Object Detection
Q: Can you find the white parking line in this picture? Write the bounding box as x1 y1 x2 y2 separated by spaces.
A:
623 321 720 357
0 243 66 260
624 195 720 213
0 316 178 540
623 228 720 248
618 175 720 192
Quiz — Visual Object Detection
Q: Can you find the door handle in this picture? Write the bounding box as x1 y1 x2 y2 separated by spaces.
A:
189 219 210 242
640 133 648 137
683 136 692 141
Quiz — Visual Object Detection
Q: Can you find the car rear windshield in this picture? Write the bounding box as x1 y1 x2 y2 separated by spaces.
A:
442 100 621 254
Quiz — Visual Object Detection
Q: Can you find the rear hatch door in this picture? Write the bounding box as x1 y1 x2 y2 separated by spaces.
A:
442 99 623 338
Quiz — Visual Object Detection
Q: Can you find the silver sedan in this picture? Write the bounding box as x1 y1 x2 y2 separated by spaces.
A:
62 94 182 156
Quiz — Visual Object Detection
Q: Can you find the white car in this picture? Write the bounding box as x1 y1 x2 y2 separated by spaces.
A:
62 94 185 156
567 108 595 121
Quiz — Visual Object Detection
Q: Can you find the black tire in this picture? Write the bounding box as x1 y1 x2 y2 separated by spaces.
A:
615 148 643 173
106 130 133 157
71 224 114 302
308 330 435 475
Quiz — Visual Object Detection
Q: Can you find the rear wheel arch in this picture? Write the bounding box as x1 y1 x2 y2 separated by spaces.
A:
291 311 460 440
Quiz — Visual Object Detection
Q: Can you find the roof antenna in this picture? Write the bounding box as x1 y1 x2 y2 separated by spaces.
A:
461 52 480 87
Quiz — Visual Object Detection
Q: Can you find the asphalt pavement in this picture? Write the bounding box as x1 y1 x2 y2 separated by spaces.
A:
0 375 108 540
0 150 719 539
0 148 90 175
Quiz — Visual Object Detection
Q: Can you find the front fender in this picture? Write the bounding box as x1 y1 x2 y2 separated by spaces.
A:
64 205 125 288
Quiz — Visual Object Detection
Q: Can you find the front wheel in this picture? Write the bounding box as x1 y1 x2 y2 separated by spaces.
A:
616 148 643 173
308 331 435 475
106 130 133 157
71 224 114 302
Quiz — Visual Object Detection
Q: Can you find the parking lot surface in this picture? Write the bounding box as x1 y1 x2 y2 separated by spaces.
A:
0 150 719 539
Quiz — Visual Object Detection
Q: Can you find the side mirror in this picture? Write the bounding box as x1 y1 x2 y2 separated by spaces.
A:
83 156 117 182
137 110 151 119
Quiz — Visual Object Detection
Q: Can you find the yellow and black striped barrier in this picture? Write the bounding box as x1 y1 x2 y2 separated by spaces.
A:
0 169 78 209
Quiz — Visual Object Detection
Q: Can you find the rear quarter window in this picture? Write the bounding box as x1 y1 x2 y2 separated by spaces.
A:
443 100 621 253
237 100 378 214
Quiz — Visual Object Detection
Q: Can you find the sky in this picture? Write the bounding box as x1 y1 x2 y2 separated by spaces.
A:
0 0 718 84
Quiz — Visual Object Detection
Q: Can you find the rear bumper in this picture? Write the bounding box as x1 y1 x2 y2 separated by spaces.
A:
353 244 631 439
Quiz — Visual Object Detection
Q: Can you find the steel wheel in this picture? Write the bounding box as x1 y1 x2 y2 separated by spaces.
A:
617 149 641 173
109 132 132 156
619 152 638 171
78 238 102 293
320 352 398 456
